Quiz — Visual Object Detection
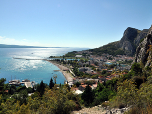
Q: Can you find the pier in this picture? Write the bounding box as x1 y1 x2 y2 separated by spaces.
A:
13 57 47 60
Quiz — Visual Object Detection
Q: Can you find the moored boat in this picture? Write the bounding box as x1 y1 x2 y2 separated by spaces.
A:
9 79 21 86
22 79 30 82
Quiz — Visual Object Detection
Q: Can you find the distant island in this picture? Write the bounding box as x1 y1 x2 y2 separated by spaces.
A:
0 44 66 48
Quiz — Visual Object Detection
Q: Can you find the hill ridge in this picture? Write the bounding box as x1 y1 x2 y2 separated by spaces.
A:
89 27 149 56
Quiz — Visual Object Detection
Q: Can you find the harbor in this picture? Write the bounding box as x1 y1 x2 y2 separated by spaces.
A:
9 79 35 88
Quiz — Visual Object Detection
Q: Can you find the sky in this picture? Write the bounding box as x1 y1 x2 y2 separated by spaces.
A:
0 0 152 48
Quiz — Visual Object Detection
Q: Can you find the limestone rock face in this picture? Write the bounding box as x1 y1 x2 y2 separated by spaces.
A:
134 29 149 46
120 27 138 44
119 27 137 55
134 25 152 67
86 26 149 56
118 27 148 56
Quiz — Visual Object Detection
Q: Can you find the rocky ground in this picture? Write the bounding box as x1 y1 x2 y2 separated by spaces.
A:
71 105 106 114
71 105 131 114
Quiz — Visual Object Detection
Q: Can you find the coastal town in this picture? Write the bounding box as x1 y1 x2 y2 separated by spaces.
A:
49 52 134 94
8 52 134 95
1 0 152 113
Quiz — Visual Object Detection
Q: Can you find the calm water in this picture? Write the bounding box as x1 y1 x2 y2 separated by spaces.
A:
0 48 87 84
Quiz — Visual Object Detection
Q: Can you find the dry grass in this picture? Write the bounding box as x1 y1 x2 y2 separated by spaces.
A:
125 105 152 114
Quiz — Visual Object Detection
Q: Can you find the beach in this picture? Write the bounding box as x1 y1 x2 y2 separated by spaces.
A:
46 60 74 83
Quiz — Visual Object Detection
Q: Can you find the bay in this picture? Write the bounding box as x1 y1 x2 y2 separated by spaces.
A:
0 47 87 85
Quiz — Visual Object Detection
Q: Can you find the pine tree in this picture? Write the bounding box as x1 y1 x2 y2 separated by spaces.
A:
39 80 45 97
59 83 62 88
81 84 94 106
49 78 54 89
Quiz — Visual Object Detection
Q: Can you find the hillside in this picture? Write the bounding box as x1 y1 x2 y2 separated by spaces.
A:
89 41 123 56
89 27 149 56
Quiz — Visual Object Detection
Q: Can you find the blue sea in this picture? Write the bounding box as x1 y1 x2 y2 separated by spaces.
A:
0 48 87 85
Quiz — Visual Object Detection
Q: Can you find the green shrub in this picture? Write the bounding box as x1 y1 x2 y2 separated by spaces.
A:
140 38 144 43
101 102 109 107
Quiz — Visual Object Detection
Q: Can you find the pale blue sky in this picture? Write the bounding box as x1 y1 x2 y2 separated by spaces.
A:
0 0 152 48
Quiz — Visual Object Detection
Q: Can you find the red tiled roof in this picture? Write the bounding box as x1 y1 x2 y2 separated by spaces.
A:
92 84 97 88
81 83 84 85
0 90 8 93
91 64 96 66
106 78 111 80
81 85 87 88
98 76 104 78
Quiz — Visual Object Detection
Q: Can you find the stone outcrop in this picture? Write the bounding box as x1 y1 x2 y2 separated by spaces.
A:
71 105 131 114
106 107 131 114
134 29 149 46
118 27 148 56
71 105 106 114
133 25 152 67
89 27 148 56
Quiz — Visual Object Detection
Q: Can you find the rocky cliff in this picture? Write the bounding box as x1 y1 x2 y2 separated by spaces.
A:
118 27 148 56
89 27 148 56
134 25 152 67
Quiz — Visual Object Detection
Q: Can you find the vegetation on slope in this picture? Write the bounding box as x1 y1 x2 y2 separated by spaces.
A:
0 80 80 114
89 41 125 56
1 60 152 113
1 45 152 113
65 27 148 57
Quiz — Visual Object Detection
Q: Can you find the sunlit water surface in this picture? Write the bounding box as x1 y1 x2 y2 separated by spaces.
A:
0 48 87 84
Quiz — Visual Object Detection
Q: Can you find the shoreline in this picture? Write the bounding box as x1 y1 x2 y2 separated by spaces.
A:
46 60 74 83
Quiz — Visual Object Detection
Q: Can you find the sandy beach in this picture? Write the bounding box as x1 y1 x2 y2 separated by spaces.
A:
46 60 74 83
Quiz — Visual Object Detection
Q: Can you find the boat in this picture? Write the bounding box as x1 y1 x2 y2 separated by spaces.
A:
22 79 30 82
9 79 21 86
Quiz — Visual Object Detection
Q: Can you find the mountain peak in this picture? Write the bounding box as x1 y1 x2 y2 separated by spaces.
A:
89 26 150 56
123 27 138 40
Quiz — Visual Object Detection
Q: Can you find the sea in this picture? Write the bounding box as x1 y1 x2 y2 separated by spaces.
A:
0 47 88 85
